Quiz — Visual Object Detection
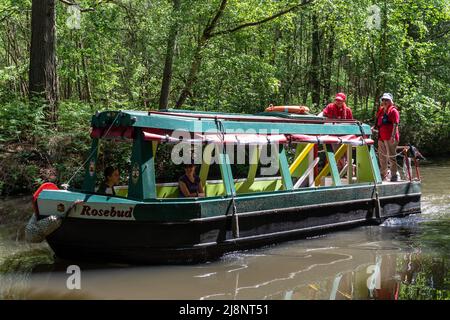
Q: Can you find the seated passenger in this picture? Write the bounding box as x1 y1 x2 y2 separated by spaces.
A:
179 164 205 197
98 166 120 195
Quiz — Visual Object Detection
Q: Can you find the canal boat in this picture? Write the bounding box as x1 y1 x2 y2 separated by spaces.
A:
30 109 422 264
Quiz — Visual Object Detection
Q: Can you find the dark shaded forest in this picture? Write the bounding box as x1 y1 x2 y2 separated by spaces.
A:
0 0 449 195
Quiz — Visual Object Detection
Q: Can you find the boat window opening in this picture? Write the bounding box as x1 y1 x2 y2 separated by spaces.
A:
288 143 320 188
94 139 132 197
310 143 381 187
220 143 298 195
81 129 380 199
148 140 379 198
286 142 350 189
153 142 297 198
286 140 378 188
153 143 227 199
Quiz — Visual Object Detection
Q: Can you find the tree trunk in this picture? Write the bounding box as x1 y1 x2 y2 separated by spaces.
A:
374 0 388 115
310 14 321 109
76 63 82 101
29 0 58 123
175 0 311 108
323 28 335 105
159 0 181 110
78 37 92 104
175 0 228 108
175 39 206 108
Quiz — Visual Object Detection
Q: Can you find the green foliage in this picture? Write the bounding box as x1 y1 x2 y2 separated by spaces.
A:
0 0 449 195
396 253 450 300
399 93 450 154
0 100 98 195
0 99 46 143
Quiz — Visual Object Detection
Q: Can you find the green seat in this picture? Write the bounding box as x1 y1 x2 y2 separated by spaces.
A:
205 182 226 197
156 184 179 198
114 178 284 199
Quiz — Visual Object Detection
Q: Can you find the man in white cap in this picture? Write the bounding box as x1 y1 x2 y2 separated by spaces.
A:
375 93 400 181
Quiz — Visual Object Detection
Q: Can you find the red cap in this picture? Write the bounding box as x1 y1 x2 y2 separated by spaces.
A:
335 92 346 102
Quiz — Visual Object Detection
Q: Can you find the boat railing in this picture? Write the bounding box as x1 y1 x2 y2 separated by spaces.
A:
396 145 423 182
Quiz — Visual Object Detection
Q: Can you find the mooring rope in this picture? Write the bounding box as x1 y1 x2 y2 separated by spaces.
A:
64 112 122 188
357 121 382 223
214 117 239 239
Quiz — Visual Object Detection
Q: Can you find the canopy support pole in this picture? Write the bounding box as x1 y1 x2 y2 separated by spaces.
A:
246 145 261 183
293 157 320 189
369 145 382 183
289 143 314 176
235 145 261 194
199 143 215 186
279 146 293 190
347 145 353 184
128 128 157 200
315 144 347 186
217 145 236 196
356 145 382 183
324 144 342 186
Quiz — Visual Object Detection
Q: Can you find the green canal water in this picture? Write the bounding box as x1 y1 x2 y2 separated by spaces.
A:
0 159 449 300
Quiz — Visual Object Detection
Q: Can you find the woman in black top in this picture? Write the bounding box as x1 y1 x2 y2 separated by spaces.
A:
97 166 120 195
178 164 204 197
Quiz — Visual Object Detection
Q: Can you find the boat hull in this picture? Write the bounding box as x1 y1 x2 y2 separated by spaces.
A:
45 182 421 264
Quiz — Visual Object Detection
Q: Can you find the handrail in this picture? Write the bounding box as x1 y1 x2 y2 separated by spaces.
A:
148 110 359 125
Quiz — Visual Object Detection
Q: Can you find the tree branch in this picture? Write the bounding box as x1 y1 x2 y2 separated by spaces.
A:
209 0 314 37
203 0 228 39
58 0 95 12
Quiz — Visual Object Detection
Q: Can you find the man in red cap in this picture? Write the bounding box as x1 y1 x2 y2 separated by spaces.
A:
319 93 354 120
318 93 353 172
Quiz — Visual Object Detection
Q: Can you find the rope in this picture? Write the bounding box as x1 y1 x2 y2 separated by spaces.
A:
64 112 122 188
372 130 406 177
357 121 382 223
374 145 404 159
214 117 239 239
63 200 84 219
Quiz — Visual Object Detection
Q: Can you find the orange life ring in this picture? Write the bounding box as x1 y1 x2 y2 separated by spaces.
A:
265 105 310 114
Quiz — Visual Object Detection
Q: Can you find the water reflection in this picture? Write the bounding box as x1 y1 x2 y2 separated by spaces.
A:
1 221 446 300
1 159 449 300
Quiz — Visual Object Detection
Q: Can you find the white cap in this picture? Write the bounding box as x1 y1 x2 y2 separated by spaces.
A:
380 93 393 103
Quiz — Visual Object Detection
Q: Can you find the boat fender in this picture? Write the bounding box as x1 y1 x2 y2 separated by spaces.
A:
25 214 62 243
25 199 84 243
